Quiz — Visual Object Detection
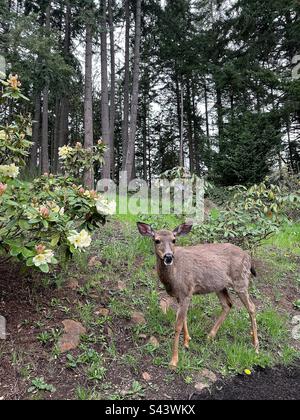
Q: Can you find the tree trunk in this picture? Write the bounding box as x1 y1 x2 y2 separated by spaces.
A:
101 0 111 181
180 81 184 167
53 97 61 172
30 93 41 175
175 72 184 167
142 93 148 182
84 23 94 189
108 0 116 180
41 2 51 174
186 79 195 173
122 0 130 170
216 86 224 151
57 0 71 172
125 0 142 183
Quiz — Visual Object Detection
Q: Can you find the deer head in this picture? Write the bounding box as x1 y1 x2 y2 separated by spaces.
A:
137 222 193 266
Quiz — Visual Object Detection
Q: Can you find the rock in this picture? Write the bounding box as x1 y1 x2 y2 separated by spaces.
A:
89 293 99 299
149 336 159 348
159 295 178 314
67 279 79 291
0 316 6 340
200 368 217 383
95 308 110 317
106 327 114 338
117 281 126 291
88 256 102 268
291 315 300 326
292 325 300 340
131 312 146 325
58 320 86 353
194 383 209 393
142 372 152 382
160 298 170 315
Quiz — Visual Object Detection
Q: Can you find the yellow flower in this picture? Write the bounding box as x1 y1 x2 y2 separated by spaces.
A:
8 74 21 90
33 249 54 267
96 198 116 216
244 369 252 376
0 163 20 179
68 230 92 249
0 130 7 140
58 145 73 160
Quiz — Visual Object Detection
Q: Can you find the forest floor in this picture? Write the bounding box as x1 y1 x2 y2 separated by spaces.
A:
0 217 300 400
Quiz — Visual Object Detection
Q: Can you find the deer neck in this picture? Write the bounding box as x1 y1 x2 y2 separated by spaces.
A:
156 255 176 296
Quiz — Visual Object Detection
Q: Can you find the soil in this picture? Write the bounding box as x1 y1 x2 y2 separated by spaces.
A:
0 244 299 401
0 262 191 400
192 363 300 400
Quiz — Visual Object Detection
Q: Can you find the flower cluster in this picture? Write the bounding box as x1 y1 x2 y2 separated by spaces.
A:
33 245 55 268
0 163 20 179
0 75 111 275
68 230 92 250
8 74 21 91
96 198 116 216
58 141 107 179
76 186 99 201
58 145 73 160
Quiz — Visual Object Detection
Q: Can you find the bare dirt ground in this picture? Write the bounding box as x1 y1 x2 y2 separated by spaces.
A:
192 363 300 400
0 224 299 400
0 262 193 400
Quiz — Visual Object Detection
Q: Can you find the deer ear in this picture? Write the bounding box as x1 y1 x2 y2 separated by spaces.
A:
173 223 193 237
137 223 155 237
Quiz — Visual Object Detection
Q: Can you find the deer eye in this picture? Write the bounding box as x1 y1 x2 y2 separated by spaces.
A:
155 239 161 245
172 239 176 244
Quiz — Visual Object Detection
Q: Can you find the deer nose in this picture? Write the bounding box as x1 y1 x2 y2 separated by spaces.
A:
164 254 174 266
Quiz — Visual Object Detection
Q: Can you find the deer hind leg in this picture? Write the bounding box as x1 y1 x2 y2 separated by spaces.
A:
208 289 233 340
237 291 259 353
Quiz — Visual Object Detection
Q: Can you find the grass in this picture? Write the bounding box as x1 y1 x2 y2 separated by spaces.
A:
264 223 300 255
70 210 299 382
3 202 299 400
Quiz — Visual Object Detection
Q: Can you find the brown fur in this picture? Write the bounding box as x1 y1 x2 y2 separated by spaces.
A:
138 223 259 368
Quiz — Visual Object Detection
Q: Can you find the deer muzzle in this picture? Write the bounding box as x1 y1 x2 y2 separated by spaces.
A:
164 254 174 266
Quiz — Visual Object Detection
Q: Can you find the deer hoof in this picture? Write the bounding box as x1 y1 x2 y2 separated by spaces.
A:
184 337 191 349
169 360 178 370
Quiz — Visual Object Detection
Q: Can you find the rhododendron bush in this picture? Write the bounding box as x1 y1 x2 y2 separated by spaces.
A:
0 75 114 273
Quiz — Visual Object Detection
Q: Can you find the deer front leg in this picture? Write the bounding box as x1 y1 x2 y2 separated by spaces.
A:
183 317 191 349
170 298 191 369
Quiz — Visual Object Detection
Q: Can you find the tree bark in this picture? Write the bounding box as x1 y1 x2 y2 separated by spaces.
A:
216 86 224 152
53 97 61 172
142 92 148 182
124 0 142 183
108 0 116 180
84 22 94 189
180 81 184 167
101 0 111 181
30 93 41 175
122 0 130 171
41 2 51 174
57 0 71 171
186 79 195 173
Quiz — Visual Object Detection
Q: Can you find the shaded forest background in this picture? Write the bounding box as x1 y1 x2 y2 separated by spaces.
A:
1 0 300 188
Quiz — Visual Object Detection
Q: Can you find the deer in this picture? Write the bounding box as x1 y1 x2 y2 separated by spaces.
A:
137 222 259 369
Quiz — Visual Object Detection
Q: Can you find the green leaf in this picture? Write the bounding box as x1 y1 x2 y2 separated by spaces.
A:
39 264 50 274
